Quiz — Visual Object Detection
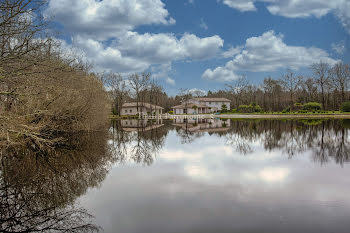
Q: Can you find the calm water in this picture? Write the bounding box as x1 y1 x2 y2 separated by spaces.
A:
1 119 350 232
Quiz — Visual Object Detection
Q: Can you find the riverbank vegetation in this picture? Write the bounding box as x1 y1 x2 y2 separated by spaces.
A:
0 0 110 151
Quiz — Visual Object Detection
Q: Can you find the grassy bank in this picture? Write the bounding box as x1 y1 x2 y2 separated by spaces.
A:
219 113 350 119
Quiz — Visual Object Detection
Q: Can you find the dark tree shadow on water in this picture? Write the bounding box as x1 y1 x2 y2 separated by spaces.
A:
0 130 115 232
224 119 350 165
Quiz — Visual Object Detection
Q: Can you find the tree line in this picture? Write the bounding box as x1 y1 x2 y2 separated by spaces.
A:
213 62 350 112
107 61 350 115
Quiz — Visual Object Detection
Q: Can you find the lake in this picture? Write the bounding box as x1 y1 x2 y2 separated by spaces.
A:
1 118 350 232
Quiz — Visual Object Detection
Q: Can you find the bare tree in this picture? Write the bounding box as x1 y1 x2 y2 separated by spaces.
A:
191 89 205 97
0 0 111 148
280 69 300 111
147 79 163 114
226 75 250 108
312 62 331 109
178 88 192 114
262 77 281 111
129 72 151 113
301 77 318 102
0 0 52 80
330 62 350 103
104 73 130 115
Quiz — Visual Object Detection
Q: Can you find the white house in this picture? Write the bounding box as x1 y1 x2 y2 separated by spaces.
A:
121 102 163 116
172 97 231 114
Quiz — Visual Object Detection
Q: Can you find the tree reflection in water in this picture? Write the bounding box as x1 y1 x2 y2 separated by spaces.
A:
173 118 228 144
2 119 347 231
111 119 350 166
0 130 114 232
225 119 350 165
111 119 172 165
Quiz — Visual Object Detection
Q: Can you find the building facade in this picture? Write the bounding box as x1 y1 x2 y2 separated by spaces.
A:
121 102 163 116
172 97 231 114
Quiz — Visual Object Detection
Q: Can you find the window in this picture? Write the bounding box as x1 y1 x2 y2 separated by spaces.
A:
125 109 127 113
209 102 211 104
129 109 132 113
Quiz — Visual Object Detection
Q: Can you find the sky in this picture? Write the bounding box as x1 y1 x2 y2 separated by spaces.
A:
43 0 350 95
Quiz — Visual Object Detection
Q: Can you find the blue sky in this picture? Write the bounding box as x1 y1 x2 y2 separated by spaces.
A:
44 0 350 95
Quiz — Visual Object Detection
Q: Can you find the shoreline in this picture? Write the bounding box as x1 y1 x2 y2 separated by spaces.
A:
111 113 350 120
218 114 350 119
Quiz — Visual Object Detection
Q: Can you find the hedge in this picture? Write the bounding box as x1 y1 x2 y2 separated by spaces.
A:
341 102 350 112
303 102 322 112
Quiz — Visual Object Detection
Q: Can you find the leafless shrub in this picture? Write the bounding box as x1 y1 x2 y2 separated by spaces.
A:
0 0 111 150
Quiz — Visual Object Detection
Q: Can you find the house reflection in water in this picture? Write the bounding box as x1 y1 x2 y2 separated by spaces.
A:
172 118 230 132
121 119 164 131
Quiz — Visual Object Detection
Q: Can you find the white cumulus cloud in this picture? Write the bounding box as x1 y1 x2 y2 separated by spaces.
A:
221 0 259 12
188 88 207 96
202 30 338 82
220 0 350 34
202 67 240 82
44 0 175 39
71 35 149 73
335 1 350 34
331 41 346 55
117 32 223 63
166 77 176 85
44 0 224 82
222 46 243 58
65 32 223 74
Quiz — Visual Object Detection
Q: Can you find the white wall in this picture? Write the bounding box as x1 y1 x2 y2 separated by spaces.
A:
121 107 147 115
174 108 183 114
174 108 203 114
182 99 231 112
187 108 196 114
121 107 162 115
121 107 137 115
198 101 231 111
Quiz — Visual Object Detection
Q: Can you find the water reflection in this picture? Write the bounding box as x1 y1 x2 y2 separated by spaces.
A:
80 118 350 233
111 119 171 165
112 119 350 166
2 119 350 232
226 119 350 165
173 118 230 133
0 131 113 232
172 118 230 144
